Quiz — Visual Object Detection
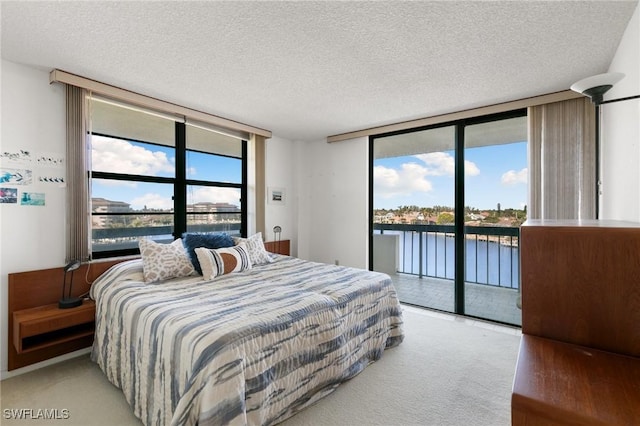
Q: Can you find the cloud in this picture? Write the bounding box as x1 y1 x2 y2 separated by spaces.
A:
501 168 528 185
130 193 173 210
414 152 480 176
374 163 433 198
91 135 175 176
464 160 480 176
189 186 241 206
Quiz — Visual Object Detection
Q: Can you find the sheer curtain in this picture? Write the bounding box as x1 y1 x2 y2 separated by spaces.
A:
528 97 596 220
252 134 266 237
65 86 91 262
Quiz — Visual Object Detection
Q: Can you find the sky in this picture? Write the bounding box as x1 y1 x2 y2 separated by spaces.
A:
91 135 242 211
374 141 528 211
91 135 528 212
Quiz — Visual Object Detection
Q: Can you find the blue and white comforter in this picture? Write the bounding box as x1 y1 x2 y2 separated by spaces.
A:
90 255 404 426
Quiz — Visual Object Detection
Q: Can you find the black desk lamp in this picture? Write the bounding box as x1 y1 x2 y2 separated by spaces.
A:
59 260 82 309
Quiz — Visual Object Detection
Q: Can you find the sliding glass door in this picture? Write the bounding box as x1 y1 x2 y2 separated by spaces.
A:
371 125 456 313
370 111 526 326
463 116 526 325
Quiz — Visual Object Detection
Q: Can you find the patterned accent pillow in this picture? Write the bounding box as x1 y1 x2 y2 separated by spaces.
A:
195 244 252 280
231 232 274 265
138 238 195 283
182 232 235 274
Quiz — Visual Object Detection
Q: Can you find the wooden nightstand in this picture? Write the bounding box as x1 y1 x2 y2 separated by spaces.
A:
264 239 290 256
13 300 96 354
8 260 122 371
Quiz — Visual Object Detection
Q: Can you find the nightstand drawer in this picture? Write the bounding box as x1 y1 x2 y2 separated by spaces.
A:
13 300 96 353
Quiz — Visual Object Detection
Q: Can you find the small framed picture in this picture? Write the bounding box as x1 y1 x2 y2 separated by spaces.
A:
0 187 18 204
268 187 285 205
21 192 46 206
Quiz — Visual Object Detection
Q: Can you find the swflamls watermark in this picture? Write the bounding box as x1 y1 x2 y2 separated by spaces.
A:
3 408 70 420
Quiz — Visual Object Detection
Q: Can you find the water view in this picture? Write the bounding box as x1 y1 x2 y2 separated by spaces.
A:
374 229 519 288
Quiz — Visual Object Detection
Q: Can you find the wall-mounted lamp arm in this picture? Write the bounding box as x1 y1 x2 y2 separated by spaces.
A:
600 94 640 105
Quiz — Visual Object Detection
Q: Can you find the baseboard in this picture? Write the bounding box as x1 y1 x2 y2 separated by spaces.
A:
0 347 91 380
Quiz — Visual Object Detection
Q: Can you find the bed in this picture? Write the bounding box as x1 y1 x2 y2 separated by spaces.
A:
90 252 404 426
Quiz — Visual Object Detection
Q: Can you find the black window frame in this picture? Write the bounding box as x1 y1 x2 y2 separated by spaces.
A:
91 121 248 259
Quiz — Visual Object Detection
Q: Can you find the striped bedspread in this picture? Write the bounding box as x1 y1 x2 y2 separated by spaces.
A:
90 255 404 426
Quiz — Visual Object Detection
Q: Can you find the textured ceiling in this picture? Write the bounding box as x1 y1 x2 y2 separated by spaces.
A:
1 1 638 142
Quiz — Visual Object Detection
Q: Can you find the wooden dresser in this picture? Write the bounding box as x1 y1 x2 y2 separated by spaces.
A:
512 219 640 424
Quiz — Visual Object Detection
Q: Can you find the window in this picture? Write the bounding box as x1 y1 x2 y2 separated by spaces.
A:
89 97 247 258
184 122 246 235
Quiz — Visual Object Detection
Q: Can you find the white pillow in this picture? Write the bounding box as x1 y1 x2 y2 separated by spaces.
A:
195 243 252 280
138 238 195 283
232 232 274 265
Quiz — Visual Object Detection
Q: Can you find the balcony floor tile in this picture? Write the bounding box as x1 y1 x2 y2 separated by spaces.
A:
389 273 522 326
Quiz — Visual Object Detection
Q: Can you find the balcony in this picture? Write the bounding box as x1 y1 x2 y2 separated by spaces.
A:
374 223 521 326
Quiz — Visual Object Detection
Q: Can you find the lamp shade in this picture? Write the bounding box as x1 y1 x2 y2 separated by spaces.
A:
571 72 625 104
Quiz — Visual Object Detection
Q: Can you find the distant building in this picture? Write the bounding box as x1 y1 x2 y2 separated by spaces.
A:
92 197 131 213
468 213 485 221
187 202 240 223
92 197 131 228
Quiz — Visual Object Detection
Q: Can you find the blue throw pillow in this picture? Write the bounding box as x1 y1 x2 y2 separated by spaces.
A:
182 233 235 274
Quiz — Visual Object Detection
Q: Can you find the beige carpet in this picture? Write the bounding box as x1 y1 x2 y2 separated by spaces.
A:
1 306 521 426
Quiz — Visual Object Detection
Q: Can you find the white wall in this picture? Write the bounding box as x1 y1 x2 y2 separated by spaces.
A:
601 4 640 221
1 60 67 374
296 137 369 269
265 136 298 254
